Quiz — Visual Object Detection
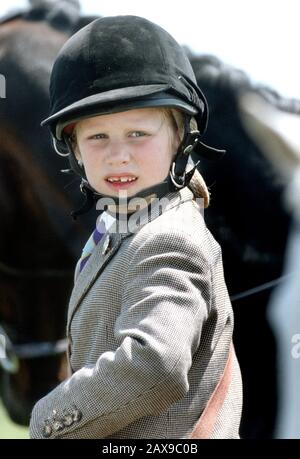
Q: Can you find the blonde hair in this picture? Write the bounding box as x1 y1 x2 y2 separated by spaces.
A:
163 108 210 208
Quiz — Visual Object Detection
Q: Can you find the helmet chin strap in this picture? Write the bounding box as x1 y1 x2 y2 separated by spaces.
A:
61 124 200 220
71 177 172 220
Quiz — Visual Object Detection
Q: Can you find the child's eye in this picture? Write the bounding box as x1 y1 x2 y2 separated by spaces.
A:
89 133 107 140
129 131 147 138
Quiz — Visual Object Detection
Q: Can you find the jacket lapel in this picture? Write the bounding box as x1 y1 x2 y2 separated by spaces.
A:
67 230 129 326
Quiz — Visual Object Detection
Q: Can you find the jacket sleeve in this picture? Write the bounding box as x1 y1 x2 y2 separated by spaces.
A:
29 230 213 439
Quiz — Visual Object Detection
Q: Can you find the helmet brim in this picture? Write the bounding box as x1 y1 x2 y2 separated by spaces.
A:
41 84 199 140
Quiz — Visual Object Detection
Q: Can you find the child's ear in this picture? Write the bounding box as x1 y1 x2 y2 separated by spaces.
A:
74 148 82 162
70 133 81 160
173 129 181 153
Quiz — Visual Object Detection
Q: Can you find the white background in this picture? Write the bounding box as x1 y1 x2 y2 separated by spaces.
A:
0 0 299 99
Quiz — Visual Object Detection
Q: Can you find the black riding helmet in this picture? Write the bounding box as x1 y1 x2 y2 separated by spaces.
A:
41 15 225 217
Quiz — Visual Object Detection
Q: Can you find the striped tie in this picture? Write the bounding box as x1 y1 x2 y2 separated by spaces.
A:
74 218 106 282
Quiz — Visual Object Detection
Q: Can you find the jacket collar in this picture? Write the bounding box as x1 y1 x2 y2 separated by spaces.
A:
106 186 195 236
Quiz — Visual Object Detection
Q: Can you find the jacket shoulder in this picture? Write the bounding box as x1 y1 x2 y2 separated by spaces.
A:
128 198 221 267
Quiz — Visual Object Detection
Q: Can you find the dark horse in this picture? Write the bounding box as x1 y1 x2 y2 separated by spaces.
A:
189 54 292 438
0 1 292 438
0 2 98 424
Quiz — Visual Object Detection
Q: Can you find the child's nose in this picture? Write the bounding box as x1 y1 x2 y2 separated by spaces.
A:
106 141 131 166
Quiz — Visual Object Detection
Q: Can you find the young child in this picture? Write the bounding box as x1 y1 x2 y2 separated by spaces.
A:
29 15 243 439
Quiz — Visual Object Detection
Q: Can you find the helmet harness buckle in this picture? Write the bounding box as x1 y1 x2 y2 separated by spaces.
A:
169 115 201 189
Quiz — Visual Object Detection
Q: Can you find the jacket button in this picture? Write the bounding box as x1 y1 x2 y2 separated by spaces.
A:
42 421 52 438
63 412 74 427
71 405 82 422
53 419 64 432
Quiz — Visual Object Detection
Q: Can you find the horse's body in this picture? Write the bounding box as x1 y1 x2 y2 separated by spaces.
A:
189 54 292 438
239 93 300 438
0 4 97 424
0 2 292 437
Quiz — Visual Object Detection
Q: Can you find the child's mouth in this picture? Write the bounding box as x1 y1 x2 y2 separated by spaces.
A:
105 176 138 190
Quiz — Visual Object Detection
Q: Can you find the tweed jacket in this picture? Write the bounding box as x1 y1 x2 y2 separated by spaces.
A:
29 187 243 439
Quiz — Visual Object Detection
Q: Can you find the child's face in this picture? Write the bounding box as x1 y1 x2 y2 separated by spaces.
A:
74 108 180 197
